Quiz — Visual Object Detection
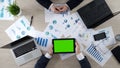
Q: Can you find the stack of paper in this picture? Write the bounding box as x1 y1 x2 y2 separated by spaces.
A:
44 12 87 38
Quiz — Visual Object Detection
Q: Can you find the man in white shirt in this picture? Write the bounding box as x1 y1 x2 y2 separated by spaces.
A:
35 42 91 68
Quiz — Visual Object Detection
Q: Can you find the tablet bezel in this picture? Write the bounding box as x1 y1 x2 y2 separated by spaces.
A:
52 38 75 54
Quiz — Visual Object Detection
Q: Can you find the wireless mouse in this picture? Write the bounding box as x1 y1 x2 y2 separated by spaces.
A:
115 34 120 41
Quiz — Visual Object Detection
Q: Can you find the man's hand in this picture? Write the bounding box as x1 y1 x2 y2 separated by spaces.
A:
48 45 53 56
75 42 81 55
50 4 69 14
50 5 61 13
56 5 68 12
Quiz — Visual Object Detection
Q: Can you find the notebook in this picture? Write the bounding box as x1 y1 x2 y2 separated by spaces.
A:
77 0 113 28
1 36 42 66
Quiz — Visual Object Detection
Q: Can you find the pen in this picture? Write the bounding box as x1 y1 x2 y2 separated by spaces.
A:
30 16 33 26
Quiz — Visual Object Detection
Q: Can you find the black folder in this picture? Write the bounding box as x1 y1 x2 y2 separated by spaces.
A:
77 0 113 28
111 46 120 63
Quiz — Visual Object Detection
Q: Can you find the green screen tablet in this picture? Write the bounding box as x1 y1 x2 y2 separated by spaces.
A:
52 38 75 54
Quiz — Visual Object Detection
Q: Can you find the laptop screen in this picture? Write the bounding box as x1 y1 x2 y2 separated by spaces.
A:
1 36 33 48
13 41 37 58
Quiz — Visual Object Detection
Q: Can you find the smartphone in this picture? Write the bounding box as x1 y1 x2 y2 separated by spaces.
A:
93 32 106 41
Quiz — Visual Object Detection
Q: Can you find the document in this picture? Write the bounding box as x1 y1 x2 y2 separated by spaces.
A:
45 8 70 23
44 18 63 39
93 26 116 46
44 12 87 38
74 26 116 47
68 12 87 36
28 30 52 51
44 11 70 38
73 29 95 47
5 16 35 41
85 43 112 66
0 0 14 20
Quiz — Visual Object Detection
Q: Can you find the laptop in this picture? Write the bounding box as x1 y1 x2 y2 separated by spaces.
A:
77 0 113 28
1 36 42 66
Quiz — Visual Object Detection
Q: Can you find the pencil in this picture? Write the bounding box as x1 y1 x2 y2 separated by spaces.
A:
30 16 33 26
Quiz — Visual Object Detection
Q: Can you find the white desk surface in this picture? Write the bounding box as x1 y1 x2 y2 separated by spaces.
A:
0 0 120 68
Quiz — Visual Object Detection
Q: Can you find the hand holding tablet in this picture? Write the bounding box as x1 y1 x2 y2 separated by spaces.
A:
75 42 81 55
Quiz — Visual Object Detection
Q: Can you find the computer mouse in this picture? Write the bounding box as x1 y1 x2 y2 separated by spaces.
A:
115 34 120 41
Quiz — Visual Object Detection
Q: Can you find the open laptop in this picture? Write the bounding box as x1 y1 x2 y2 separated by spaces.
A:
1 36 42 66
77 0 113 28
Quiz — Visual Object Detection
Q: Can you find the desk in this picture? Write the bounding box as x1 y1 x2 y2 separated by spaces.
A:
0 0 120 68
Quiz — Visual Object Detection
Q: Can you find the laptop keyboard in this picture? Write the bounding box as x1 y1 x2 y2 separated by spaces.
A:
13 41 37 58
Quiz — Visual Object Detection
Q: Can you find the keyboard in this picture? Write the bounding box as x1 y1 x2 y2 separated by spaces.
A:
13 41 36 58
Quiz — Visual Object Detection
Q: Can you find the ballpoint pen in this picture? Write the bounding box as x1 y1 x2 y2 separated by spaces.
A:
30 16 33 26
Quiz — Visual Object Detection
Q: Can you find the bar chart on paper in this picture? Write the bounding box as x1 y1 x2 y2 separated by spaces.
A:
87 44 103 62
35 37 48 47
85 44 112 66
0 0 14 20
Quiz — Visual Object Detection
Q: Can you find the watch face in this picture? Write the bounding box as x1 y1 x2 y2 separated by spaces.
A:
115 34 120 41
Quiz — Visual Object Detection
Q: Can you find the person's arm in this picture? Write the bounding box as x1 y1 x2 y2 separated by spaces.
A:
35 53 52 68
66 0 83 10
75 42 91 68
35 46 53 68
76 53 91 68
36 0 52 9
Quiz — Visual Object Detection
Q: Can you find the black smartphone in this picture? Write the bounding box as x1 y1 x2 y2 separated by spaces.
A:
93 32 106 41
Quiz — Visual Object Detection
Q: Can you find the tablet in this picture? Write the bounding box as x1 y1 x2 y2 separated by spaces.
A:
52 38 75 54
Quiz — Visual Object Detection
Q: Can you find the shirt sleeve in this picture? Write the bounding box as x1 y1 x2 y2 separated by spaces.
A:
45 53 52 59
66 0 83 10
49 3 54 10
65 4 70 10
76 53 85 61
36 0 52 9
